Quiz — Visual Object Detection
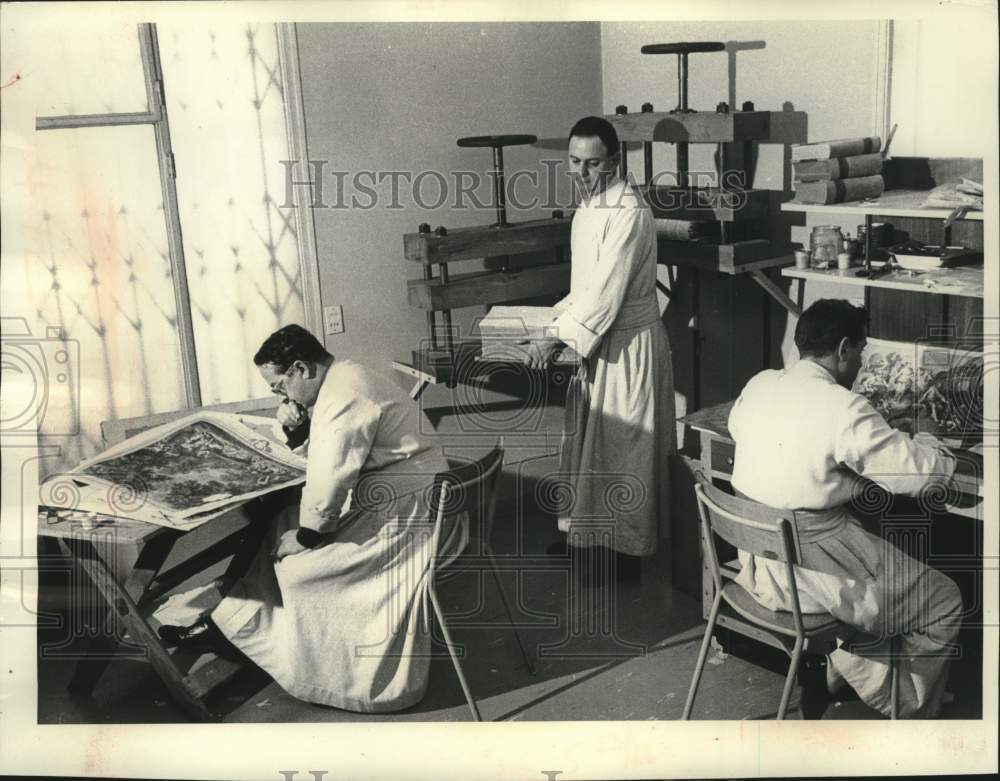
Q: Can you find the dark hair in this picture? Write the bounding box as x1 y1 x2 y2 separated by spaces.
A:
794 299 869 357
568 116 620 158
253 324 331 371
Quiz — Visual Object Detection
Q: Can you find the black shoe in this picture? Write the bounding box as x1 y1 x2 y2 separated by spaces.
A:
798 655 833 719
158 616 241 659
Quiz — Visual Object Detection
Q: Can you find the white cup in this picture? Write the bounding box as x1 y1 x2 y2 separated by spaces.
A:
794 249 810 269
837 252 852 270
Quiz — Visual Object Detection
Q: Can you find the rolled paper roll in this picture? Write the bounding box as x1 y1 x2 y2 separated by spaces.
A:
654 218 715 241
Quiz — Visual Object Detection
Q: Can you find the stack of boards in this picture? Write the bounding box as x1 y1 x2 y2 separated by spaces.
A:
791 136 884 205
478 305 580 365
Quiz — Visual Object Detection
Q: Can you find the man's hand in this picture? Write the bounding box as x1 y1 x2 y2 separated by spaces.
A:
276 400 308 430
519 337 563 370
272 529 307 562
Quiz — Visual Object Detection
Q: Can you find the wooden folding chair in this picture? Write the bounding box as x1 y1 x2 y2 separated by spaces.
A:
426 442 534 721
682 475 899 720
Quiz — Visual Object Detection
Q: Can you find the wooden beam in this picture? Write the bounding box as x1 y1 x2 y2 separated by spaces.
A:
407 264 570 311
606 110 771 143
750 269 801 316
642 186 769 222
404 218 571 265
657 239 781 274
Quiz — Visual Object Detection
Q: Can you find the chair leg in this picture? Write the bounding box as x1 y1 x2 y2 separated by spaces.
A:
778 637 804 720
889 635 899 720
485 547 535 676
682 593 721 720
429 586 482 721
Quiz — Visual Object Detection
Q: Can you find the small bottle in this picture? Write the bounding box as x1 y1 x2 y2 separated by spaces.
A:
810 225 844 268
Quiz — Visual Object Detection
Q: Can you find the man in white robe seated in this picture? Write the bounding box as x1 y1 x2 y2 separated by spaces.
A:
159 325 454 713
728 298 962 718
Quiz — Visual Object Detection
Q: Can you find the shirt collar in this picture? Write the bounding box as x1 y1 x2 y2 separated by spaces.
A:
791 357 839 385
580 175 624 206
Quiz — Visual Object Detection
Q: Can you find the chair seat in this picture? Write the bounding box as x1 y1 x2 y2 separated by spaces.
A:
721 582 845 639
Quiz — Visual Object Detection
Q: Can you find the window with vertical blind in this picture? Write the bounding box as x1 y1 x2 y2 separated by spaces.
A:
1 22 319 475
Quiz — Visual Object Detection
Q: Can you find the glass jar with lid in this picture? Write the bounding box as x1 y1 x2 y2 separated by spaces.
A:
810 225 844 268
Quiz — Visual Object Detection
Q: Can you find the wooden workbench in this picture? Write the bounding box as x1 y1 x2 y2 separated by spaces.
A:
39 396 286 720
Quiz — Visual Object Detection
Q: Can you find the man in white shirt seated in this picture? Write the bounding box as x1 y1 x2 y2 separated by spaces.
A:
727 299 962 718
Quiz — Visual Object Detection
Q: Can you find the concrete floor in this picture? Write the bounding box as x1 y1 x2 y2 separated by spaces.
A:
36 372 967 724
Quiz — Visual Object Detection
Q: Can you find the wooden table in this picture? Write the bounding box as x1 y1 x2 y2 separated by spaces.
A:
392 338 574 401
39 396 285 720
38 502 275 720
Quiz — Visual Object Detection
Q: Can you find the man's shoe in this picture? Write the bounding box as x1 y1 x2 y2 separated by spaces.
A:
798 655 834 719
158 616 240 658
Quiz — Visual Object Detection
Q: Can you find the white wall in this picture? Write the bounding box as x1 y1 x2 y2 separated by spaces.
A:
890 14 998 158
296 22 603 368
601 21 883 188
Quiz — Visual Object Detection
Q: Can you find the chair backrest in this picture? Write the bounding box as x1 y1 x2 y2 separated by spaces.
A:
694 472 809 633
431 443 505 565
693 473 802 565
101 396 280 446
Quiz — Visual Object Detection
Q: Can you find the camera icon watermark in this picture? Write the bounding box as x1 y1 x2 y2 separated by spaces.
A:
1 317 80 438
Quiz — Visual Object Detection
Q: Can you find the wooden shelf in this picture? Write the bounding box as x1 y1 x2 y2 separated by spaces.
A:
781 264 984 299
781 190 984 221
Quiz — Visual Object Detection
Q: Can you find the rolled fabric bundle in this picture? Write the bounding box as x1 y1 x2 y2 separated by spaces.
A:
924 182 983 211
794 152 883 182
654 218 717 241
793 175 884 205
791 136 882 162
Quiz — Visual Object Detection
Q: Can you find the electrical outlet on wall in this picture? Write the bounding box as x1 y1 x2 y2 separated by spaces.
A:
324 304 344 335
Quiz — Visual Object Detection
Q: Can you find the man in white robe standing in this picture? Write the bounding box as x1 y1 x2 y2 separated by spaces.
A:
159 325 454 713
525 116 676 580
728 299 963 717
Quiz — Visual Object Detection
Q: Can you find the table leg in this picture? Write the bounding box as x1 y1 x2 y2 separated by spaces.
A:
699 431 715 622
71 537 213 720
409 378 431 401
750 268 802 317
65 599 120 697
223 516 272 581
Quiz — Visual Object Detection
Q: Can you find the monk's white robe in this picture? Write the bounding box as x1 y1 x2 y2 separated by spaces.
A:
552 178 675 556
211 360 457 712
728 359 962 717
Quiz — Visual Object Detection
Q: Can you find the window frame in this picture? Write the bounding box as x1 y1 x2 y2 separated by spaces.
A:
34 21 322 409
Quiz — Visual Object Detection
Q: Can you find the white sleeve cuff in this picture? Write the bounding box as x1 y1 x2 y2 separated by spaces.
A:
552 310 599 358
